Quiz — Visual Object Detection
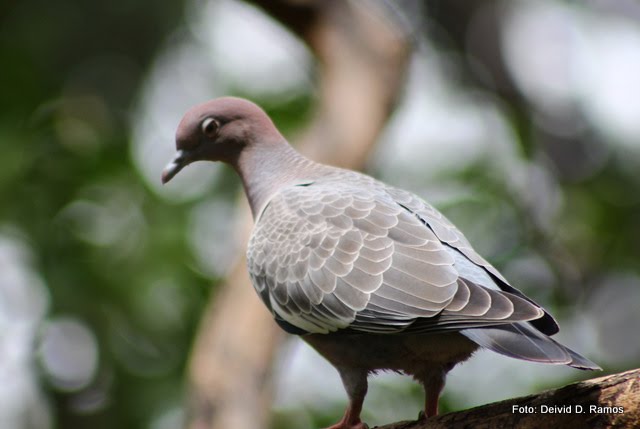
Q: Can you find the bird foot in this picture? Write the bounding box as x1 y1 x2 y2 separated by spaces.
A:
324 422 369 429
418 409 441 421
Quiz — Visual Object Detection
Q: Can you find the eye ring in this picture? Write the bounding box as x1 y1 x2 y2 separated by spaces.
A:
201 117 219 138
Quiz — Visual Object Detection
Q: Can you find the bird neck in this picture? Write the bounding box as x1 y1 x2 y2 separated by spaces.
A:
234 139 317 219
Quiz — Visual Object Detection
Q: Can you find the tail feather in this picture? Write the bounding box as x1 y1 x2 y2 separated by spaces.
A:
566 348 602 370
461 323 601 370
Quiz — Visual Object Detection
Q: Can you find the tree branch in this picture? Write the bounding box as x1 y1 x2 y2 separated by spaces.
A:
377 368 640 429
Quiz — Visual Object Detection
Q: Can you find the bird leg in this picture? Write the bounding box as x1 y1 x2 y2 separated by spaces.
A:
417 369 446 420
424 379 443 418
325 368 369 429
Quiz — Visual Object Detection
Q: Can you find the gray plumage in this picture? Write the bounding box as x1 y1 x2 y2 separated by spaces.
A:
163 97 599 429
250 173 530 331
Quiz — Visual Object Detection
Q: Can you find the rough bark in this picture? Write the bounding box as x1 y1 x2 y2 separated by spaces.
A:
378 368 640 429
185 2 410 429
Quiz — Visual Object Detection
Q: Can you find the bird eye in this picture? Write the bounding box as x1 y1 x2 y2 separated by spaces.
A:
201 117 219 138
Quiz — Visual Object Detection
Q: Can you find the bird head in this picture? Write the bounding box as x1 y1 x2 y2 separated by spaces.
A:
161 97 280 184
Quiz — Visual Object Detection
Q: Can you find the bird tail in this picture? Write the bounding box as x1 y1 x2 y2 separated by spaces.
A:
460 323 601 370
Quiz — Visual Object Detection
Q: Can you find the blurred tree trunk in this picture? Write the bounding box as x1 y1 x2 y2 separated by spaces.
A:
185 2 410 429
378 368 640 429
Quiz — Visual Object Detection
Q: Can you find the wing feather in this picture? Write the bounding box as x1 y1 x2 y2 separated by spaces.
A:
386 185 560 335
248 177 549 335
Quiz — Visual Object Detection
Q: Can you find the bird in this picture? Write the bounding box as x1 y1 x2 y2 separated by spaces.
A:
162 97 600 429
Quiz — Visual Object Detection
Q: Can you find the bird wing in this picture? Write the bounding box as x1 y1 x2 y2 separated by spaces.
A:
384 186 560 336
247 179 545 335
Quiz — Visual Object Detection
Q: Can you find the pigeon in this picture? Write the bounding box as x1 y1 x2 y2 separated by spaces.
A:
162 97 600 429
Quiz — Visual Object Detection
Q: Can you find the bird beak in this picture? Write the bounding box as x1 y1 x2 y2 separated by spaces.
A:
161 149 191 184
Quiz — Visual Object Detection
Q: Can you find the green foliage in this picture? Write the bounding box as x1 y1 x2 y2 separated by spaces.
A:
1 1 206 428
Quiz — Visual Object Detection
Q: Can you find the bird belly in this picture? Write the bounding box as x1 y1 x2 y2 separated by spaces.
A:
302 331 478 376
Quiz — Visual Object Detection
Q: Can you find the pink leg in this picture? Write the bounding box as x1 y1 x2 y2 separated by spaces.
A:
424 378 444 417
418 370 446 419
325 368 369 429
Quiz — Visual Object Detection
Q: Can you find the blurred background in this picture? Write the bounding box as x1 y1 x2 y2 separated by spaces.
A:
1 0 640 428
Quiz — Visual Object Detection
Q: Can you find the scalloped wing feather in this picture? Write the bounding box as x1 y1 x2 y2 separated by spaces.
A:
247 172 547 335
